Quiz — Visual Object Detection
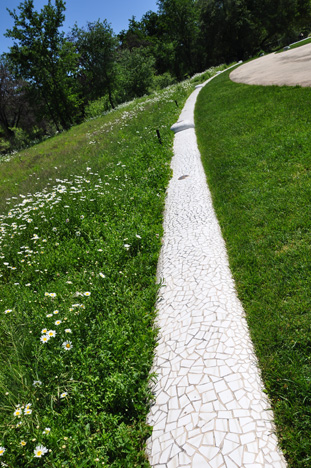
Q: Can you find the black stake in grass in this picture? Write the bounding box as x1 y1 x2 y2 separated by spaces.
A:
156 129 162 144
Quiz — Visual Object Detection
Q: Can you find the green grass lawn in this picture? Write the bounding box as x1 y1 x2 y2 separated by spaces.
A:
274 37 311 53
287 37 311 50
195 70 311 468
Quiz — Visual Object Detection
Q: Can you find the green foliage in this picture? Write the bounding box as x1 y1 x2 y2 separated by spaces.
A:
5 0 81 131
7 125 46 151
84 95 113 119
70 20 118 109
8 126 30 149
157 0 200 78
0 137 10 153
151 72 177 90
195 70 311 467
197 0 311 62
117 48 156 100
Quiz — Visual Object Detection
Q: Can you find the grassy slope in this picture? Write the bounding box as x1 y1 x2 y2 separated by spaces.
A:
0 96 175 214
0 82 198 467
278 37 311 52
0 66 229 467
195 70 311 467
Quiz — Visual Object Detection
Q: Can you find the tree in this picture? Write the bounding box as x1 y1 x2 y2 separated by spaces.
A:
0 56 52 150
5 0 81 131
118 13 174 77
119 16 153 51
0 57 25 142
251 0 311 48
69 20 118 109
197 0 311 65
117 48 156 101
198 0 260 64
157 0 200 78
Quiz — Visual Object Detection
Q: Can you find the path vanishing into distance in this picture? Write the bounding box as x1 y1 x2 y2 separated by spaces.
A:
145 45 311 467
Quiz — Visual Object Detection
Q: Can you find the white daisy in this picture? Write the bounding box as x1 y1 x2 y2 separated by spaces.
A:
47 330 56 337
60 392 67 398
55 320 61 326
14 408 22 417
40 335 50 343
62 341 72 351
83 292 91 296
33 380 42 387
0 446 5 456
34 445 48 458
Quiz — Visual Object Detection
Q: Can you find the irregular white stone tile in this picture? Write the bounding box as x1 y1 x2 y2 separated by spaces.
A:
244 464 262 468
187 433 203 448
178 451 192 466
229 446 244 466
243 451 256 464
159 445 172 465
192 453 211 467
175 431 187 446
215 419 229 432
224 455 240 468
183 443 197 457
222 438 240 456
167 457 180 468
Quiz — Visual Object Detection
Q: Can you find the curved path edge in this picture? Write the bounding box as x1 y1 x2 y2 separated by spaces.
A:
146 67 287 468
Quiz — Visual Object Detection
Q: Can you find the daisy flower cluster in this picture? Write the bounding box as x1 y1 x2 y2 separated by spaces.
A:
0 165 136 463
13 403 32 417
0 142 162 464
0 175 104 461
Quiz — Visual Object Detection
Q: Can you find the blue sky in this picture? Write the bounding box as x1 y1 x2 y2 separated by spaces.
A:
0 0 159 54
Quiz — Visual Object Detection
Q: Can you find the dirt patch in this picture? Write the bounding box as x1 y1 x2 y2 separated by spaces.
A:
230 43 311 87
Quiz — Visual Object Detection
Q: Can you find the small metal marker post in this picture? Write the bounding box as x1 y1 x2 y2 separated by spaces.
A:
156 129 162 145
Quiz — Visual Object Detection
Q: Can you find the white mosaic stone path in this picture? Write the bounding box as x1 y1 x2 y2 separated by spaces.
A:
146 70 287 468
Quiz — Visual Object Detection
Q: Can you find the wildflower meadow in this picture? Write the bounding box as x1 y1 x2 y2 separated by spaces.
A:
0 68 224 467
